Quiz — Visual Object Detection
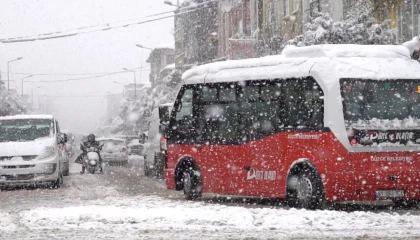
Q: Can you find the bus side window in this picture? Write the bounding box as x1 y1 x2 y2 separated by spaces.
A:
283 78 324 128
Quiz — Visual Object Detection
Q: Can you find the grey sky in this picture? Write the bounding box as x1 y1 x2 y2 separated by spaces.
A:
0 0 175 134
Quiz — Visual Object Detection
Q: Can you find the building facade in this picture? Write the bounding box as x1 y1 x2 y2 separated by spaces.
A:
170 0 418 69
147 47 175 89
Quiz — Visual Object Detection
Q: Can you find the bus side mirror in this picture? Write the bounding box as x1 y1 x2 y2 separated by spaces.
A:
159 106 170 124
159 124 168 135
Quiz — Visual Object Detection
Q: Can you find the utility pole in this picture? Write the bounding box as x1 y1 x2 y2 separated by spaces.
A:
21 75 34 98
7 57 23 91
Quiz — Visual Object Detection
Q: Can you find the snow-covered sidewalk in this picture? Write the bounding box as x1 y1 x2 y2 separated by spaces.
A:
1 195 420 239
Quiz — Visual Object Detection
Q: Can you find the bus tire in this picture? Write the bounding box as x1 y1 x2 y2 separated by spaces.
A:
182 169 202 200
393 200 418 209
287 167 323 209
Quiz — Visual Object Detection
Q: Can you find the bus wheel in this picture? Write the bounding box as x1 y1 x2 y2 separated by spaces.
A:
182 169 202 200
287 168 323 209
393 200 418 209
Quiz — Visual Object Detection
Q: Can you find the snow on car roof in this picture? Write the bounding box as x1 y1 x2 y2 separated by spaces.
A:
0 114 54 120
182 44 419 86
97 137 125 142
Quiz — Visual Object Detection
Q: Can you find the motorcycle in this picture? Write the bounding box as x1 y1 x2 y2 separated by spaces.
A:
81 144 103 174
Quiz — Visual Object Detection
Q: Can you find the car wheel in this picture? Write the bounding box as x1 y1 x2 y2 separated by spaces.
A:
183 169 202 200
88 167 95 174
51 169 63 189
63 162 70 176
144 163 150 177
287 168 323 209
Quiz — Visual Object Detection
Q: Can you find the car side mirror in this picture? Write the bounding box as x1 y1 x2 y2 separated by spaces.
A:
59 133 68 143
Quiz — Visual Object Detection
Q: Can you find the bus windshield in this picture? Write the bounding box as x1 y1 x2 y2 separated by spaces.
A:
340 79 420 129
0 119 53 142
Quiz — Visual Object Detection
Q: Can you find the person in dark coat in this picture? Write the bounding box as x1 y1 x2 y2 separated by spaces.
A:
75 134 103 174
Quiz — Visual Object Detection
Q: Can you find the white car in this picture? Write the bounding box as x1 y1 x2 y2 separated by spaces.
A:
98 138 129 165
144 103 172 178
0 115 68 189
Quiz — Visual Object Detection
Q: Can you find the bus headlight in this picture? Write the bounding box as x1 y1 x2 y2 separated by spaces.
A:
38 146 56 160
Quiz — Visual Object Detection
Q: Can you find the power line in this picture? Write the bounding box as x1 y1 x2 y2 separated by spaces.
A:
0 2 216 44
0 15 174 44
0 66 150 77
41 95 106 98
25 65 150 84
0 11 174 42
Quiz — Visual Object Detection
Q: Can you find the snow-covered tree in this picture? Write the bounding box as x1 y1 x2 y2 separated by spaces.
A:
0 90 26 117
290 12 395 47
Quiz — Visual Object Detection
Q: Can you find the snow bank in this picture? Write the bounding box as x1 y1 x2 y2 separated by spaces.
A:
0 211 17 232
14 196 420 238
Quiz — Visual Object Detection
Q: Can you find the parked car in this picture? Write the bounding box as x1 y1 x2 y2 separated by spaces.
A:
0 114 68 189
144 103 172 178
127 141 146 157
97 137 129 166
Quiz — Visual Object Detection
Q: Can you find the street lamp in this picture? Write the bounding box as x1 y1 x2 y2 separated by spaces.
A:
7 57 23 91
164 0 180 7
135 44 153 50
21 74 34 98
122 68 137 100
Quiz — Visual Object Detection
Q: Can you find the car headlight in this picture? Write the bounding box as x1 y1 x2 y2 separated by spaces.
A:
38 146 56 160
43 163 57 174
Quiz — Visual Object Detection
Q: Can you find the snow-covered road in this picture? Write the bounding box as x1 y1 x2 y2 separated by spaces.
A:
1 155 420 239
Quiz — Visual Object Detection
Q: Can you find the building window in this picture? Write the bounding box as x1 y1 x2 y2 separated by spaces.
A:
309 0 320 17
293 0 300 13
284 0 290 17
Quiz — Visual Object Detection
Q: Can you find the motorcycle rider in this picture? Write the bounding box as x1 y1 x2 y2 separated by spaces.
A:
75 134 103 174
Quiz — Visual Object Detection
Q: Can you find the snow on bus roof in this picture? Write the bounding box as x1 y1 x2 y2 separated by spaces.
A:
182 44 415 85
0 114 54 120
282 44 411 59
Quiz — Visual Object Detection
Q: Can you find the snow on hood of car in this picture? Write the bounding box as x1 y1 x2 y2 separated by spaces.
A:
0 137 56 157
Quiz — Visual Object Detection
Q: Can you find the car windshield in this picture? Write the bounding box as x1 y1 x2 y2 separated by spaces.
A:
0 119 53 142
340 79 420 129
100 140 125 150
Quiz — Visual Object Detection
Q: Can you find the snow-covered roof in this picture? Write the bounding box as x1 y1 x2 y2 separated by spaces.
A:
0 114 54 120
153 42 175 50
182 44 420 85
162 63 175 71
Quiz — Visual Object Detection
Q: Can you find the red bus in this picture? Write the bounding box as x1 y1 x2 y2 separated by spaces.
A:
163 44 420 209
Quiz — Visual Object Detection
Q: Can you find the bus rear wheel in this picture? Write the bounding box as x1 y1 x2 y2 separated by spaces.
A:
183 169 202 200
287 168 323 209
